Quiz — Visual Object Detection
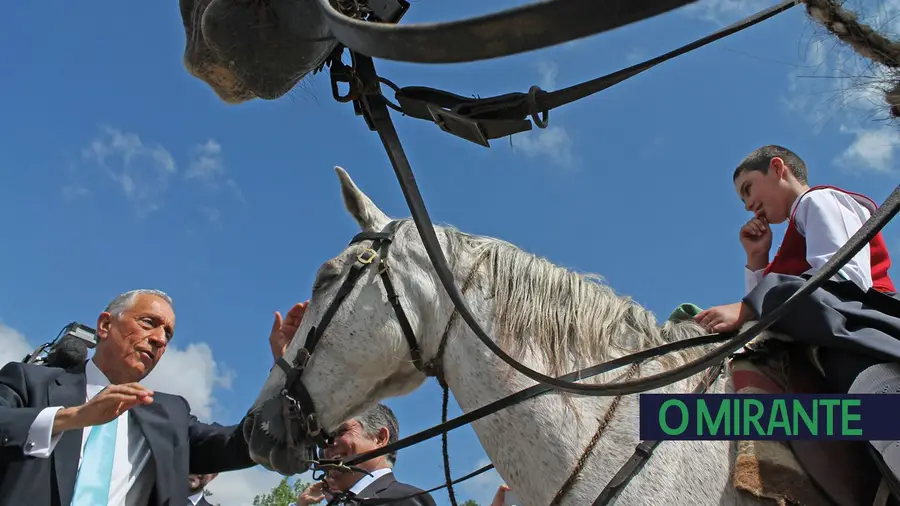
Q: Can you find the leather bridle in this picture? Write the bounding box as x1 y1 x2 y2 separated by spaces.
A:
259 0 900 503
273 220 428 451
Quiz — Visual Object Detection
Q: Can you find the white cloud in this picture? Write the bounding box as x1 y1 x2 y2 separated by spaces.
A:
834 125 899 173
459 458 505 506
200 206 223 229
77 128 245 224
141 342 235 421
82 127 178 217
0 323 33 367
206 469 315 506
511 126 576 168
536 61 559 91
62 185 90 201
186 140 225 185
186 140 246 207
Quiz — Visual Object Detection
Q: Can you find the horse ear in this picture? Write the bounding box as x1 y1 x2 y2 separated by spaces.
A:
335 166 390 231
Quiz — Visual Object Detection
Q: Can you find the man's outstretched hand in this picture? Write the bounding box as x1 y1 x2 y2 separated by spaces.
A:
269 301 308 361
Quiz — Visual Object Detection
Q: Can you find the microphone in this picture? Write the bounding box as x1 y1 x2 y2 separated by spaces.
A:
23 322 97 367
43 334 89 368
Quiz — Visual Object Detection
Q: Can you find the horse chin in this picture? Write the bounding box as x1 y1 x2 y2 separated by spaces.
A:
180 0 338 104
243 399 319 475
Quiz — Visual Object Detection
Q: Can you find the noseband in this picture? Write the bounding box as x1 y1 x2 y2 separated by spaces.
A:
273 220 435 451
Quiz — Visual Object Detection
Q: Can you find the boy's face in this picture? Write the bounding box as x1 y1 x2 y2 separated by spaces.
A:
733 157 793 224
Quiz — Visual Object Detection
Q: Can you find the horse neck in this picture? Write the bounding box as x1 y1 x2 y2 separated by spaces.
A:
431 241 728 505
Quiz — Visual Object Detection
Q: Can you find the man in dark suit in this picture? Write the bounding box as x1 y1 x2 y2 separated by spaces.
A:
188 473 218 506
289 404 436 506
0 288 305 506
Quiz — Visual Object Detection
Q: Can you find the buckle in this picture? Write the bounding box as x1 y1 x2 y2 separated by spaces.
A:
357 248 377 264
366 0 410 23
294 348 311 370
307 414 322 436
426 104 491 147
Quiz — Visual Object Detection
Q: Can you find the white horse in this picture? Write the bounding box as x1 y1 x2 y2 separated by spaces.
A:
243 167 782 506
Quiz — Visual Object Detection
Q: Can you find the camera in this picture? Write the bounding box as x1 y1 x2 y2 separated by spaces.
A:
23 322 97 367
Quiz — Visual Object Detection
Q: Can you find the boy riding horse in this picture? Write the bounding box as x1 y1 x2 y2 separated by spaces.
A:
694 145 900 496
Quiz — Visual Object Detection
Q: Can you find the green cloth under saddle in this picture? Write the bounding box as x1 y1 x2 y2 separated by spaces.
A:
667 303 703 322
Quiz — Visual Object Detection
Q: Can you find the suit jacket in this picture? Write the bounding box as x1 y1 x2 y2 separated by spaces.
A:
352 473 437 506
0 360 255 506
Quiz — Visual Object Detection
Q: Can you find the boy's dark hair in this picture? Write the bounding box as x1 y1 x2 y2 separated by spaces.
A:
732 145 809 185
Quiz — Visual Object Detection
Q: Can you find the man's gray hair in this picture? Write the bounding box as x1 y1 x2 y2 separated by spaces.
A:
354 403 400 466
105 289 173 317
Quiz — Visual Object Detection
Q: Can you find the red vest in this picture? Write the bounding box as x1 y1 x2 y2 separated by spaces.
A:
763 185 896 293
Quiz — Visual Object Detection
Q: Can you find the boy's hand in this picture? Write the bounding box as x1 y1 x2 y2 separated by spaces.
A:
740 217 772 269
694 302 754 333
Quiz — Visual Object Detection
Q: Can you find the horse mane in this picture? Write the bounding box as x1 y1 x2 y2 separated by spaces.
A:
427 221 713 378
804 0 900 118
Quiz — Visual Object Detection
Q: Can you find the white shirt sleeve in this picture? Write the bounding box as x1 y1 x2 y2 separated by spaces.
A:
793 189 872 292
745 266 764 295
23 406 65 458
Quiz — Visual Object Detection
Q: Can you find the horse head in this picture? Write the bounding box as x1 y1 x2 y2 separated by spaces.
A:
243 167 448 475
179 0 338 103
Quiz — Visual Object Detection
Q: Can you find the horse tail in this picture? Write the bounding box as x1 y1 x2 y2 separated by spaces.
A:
804 0 900 117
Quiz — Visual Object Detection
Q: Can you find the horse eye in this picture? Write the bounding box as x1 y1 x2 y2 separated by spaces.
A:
312 267 340 292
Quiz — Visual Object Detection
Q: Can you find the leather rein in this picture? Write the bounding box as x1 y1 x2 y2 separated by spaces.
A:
267 0 900 503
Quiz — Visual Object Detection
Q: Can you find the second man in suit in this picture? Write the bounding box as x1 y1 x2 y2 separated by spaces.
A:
290 404 436 506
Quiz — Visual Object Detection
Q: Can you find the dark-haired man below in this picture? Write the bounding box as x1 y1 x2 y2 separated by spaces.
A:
290 404 436 506
188 473 218 506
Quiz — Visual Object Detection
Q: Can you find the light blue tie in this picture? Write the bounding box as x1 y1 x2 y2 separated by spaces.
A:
71 416 119 506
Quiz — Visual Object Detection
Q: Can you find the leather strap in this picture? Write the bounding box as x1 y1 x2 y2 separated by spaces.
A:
315 0 703 64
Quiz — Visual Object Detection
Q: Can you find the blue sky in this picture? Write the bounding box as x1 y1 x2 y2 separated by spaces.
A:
2 0 899 504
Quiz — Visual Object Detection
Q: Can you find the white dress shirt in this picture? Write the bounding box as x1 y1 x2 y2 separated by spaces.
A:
348 467 392 496
188 490 205 505
745 187 874 294
24 359 156 506
288 468 393 506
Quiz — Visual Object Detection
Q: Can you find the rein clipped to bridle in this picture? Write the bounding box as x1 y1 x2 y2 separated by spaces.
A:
271 0 900 503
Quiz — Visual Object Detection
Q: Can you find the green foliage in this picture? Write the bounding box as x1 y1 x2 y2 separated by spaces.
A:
461 500 481 506
252 478 311 506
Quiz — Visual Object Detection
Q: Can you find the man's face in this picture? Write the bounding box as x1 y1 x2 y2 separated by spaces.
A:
95 294 175 383
321 419 389 492
733 159 792 224
189 473 218 494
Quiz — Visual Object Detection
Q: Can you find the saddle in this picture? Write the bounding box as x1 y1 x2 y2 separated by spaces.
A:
729 337 888 506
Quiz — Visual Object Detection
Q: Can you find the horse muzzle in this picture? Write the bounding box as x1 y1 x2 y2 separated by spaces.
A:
182 0 339 103
243 394 330 475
